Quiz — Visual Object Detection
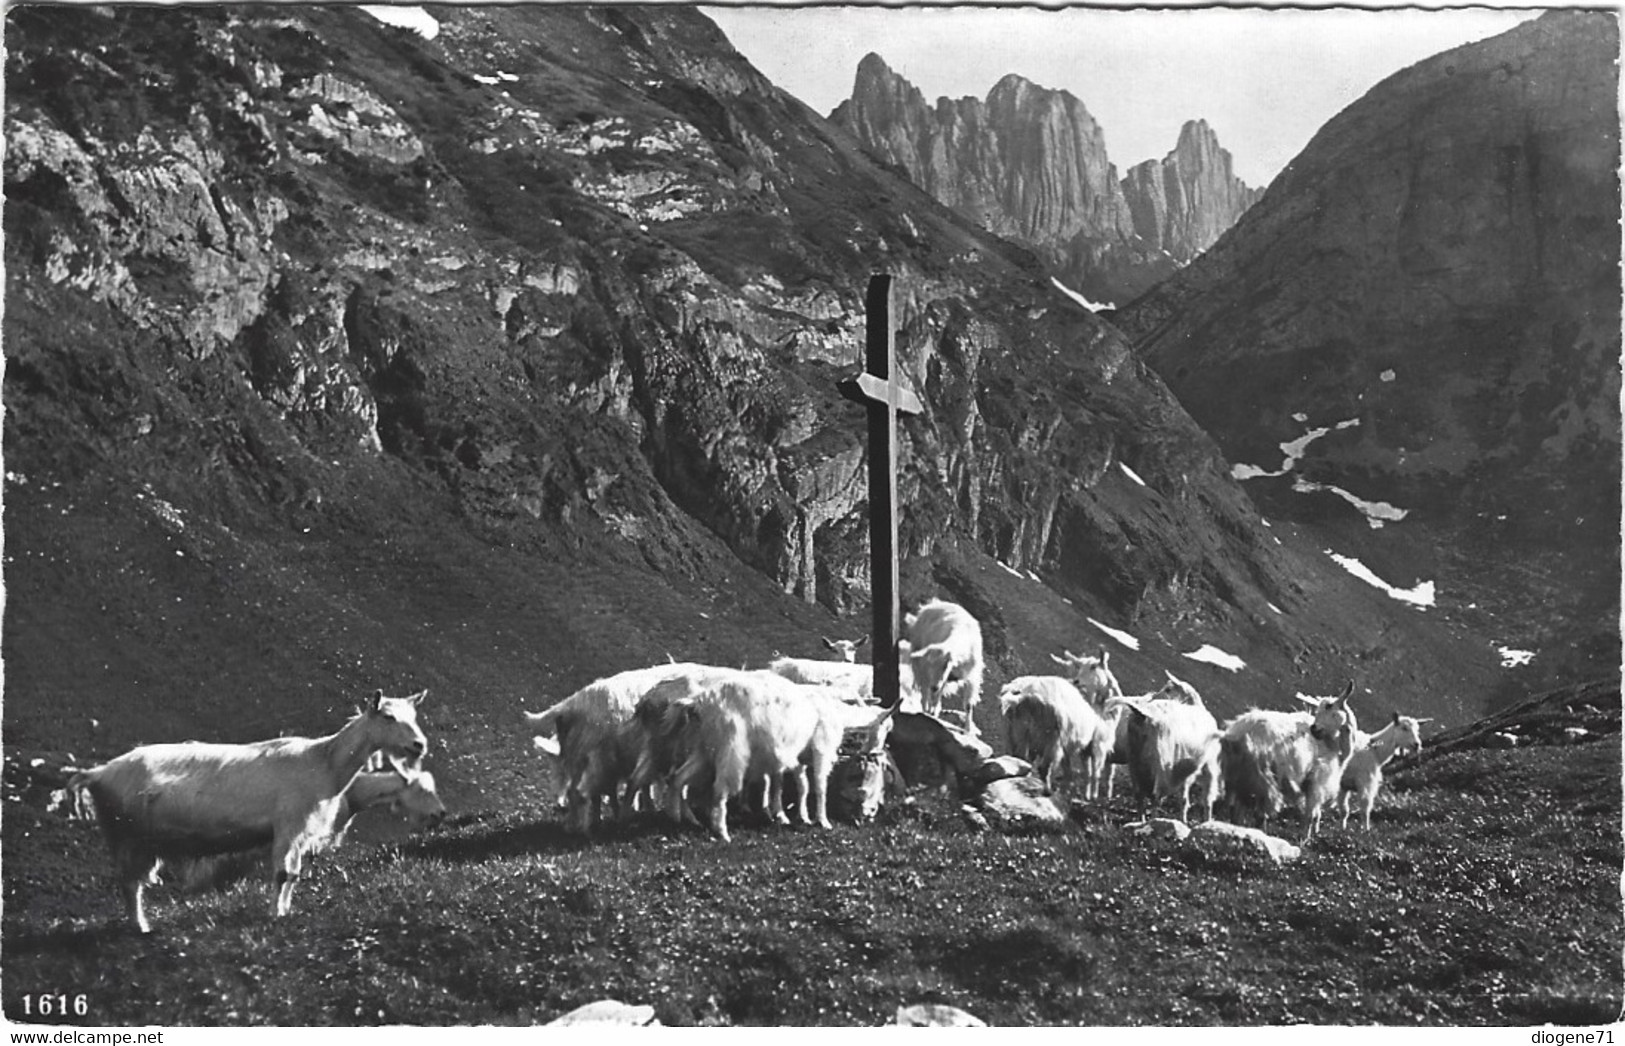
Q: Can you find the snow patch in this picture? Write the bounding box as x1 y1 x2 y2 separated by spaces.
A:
1380 369 1397 382
1291 478 1409 529
1326 551 1436 608
1498 646 1535 668
1267 602 1284 615
360 5 440 39
1184 645 1246 672
1088 618 1141 651
1119 462 1147 487
1050 277 1115 313
997 561 1024 578
1232 417 1359 480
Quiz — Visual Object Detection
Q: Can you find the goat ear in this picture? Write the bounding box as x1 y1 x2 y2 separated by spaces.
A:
1392 711 1402 725
822 637 837 650
371 689 386 712
1293 693 1321 706
1339 680 1355 699
1099 647 1109 665
854 635 869 649
408 689 428 706
1050 652 1068 666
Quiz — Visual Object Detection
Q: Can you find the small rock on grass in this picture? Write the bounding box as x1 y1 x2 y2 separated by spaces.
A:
547 1000 660 1026
1126 817 1192 841
896 1003 986 1026
1185 821 1301 865
975 775 1067 833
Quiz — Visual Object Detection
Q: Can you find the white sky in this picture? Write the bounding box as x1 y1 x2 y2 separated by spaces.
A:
702 4 1548 187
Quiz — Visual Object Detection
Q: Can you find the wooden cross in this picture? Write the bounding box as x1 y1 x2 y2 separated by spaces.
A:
838 273 924 709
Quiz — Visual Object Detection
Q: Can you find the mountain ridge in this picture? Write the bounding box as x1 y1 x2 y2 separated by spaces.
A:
1114 9 1621 698
831 53 1260 303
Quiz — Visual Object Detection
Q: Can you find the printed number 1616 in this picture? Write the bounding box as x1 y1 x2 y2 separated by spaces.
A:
21 993 89 1017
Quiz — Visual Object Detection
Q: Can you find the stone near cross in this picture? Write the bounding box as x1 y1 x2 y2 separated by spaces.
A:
838 273 924 708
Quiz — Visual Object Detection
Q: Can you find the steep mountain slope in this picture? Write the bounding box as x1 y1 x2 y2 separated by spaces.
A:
4 3 1508 802
830 54 1259 304
1115 10 1621 703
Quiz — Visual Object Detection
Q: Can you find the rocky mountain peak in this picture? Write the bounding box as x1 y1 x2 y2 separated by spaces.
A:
1121 117 1263 264
832 60 1259 303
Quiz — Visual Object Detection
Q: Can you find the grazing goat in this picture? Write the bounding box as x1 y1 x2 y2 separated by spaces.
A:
1218 683 1359 842
997 676 1106 796
1112 673 1222 822
70 689 429 933
625 672 736 828
524 663 736 834
904 599 986 736
822 635 868 662
169 761 447 893
1338 712 1429 830
671 674 895 842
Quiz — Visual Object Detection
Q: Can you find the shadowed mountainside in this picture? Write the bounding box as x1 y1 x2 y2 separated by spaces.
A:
0 5 1572 810
1116 10 1621 706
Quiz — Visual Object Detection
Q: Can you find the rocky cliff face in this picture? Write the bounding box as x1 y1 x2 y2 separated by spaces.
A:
1121 119 1262 265
1115 11 1621 697
2 5 1510 764
831 55 1260 304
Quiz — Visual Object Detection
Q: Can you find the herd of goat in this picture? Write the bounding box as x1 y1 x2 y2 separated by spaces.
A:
63 598 1429 933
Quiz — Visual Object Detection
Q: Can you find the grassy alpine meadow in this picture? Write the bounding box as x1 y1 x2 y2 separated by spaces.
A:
2 730 1619 1028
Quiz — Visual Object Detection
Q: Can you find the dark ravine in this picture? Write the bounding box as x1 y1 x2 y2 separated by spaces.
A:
0 2 1581 806
831 54 1261 304
1115 10 1621 704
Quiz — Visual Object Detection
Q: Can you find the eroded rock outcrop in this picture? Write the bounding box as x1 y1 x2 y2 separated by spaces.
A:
1121 119 1262 265
831 55 1261 304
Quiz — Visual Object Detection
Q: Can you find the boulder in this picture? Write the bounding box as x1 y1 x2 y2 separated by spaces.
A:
967 755 1033 787
887 712 994 787
973 775 1067 834
1185 821 1301 865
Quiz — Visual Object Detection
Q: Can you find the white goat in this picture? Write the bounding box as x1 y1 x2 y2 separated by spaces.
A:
70 689 429 932
1218 683 1359 842
765 656 873 700
822 635 869 662
1050 649 1127 797
1111 672 1222 822
524 663 736 834
1338 712 1430 830
670 674 895 841
997 675 1105 796
168 761 447 893
766 653 918 706
905 599 986 736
